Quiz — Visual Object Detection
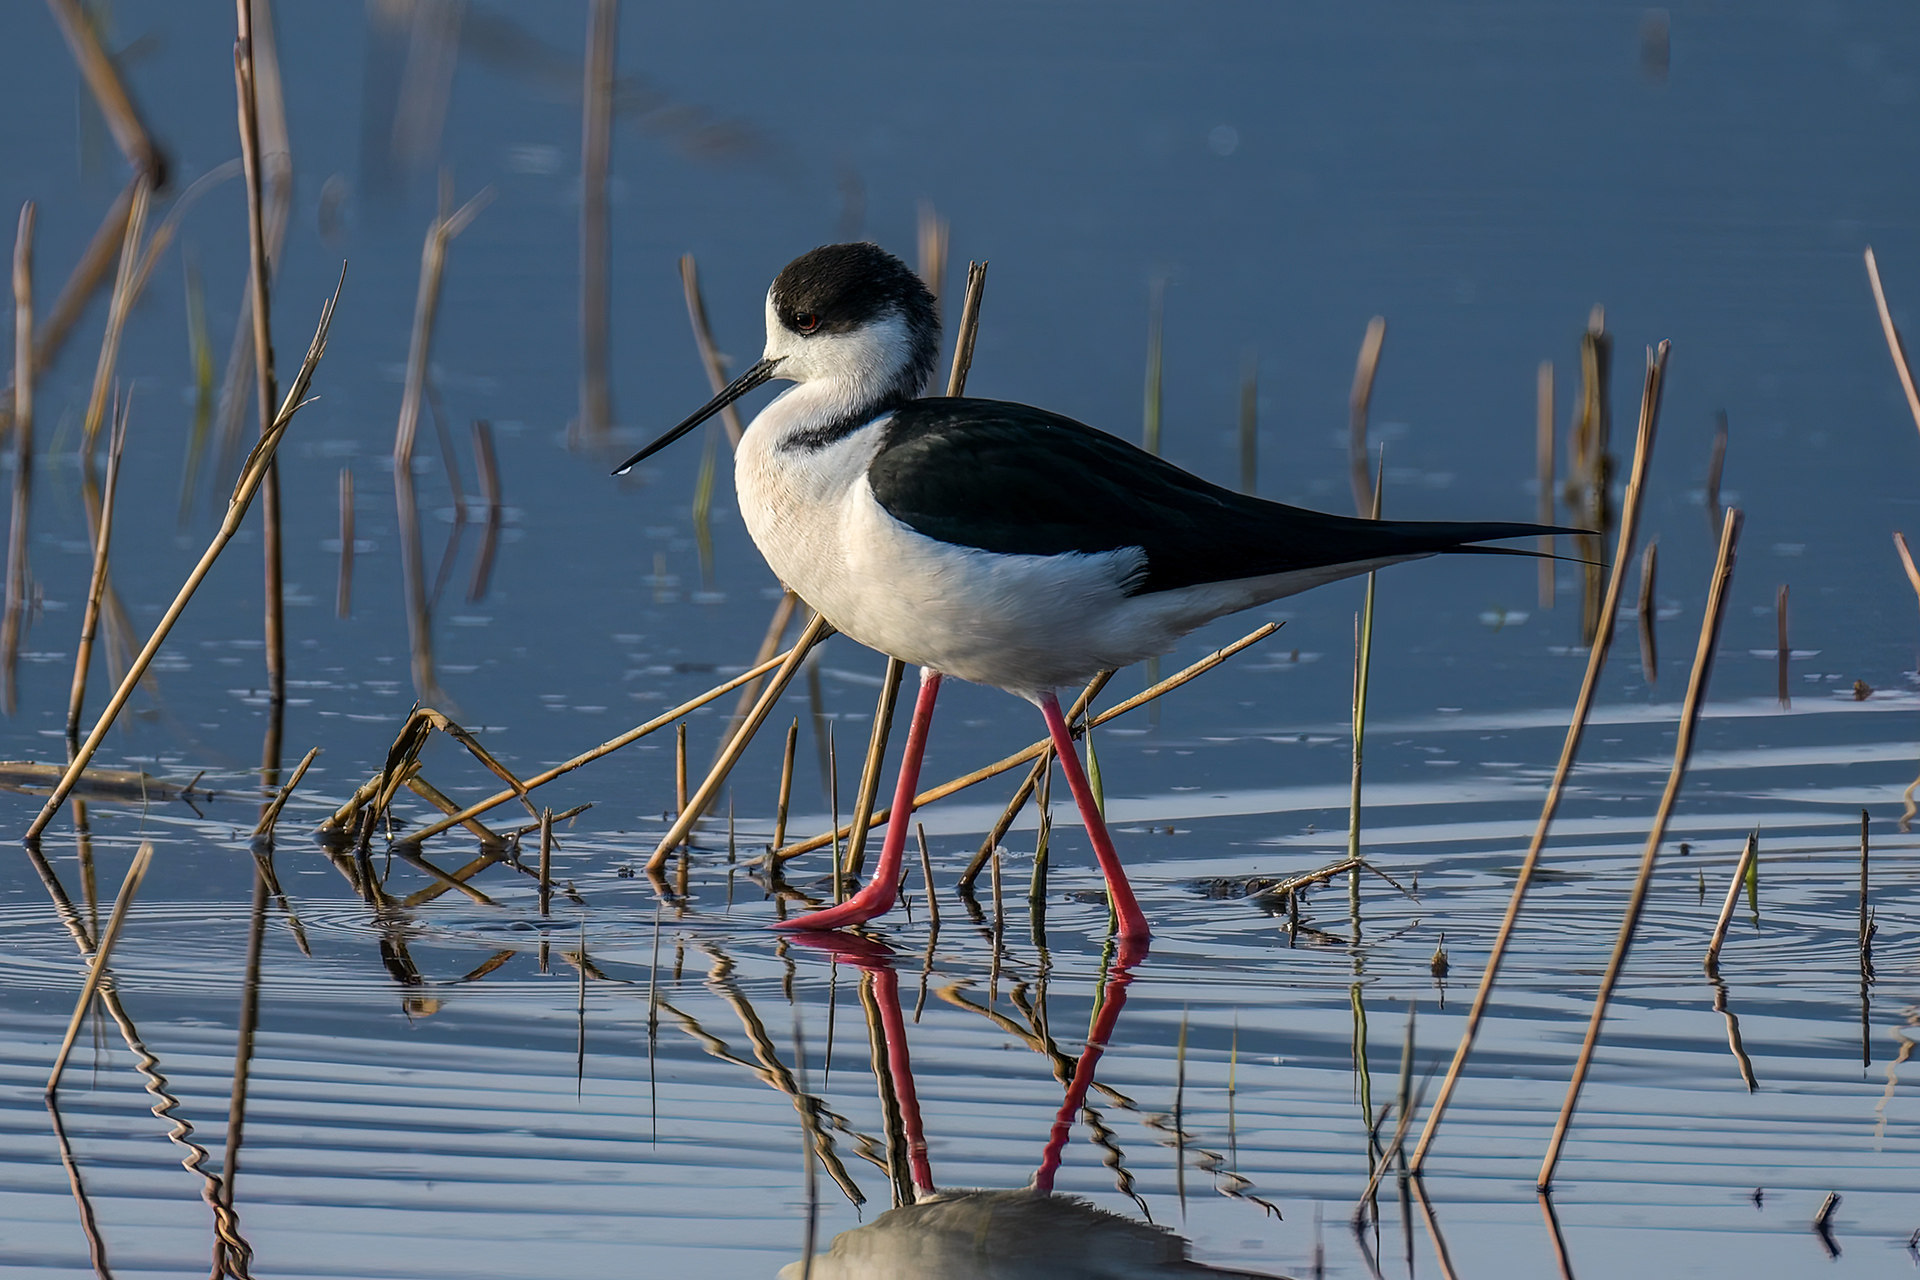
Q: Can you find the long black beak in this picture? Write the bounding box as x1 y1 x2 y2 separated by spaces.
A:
611 356 782 476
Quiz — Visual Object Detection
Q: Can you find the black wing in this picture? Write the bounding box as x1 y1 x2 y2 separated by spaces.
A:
869 398 1571 596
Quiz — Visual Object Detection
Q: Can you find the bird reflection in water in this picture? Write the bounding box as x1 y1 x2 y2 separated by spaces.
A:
779 932 1292 1280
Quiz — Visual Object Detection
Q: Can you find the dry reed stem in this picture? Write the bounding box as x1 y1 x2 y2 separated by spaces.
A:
24 273 341 842
80 177 151 452
235 4 290 729
1538 360 1555 609
709 591 800 787
1894 532 1920 606
1348 316 1387 515
678 255 747 448
1409 340 1669 1175
579 0 618 439
47 841 152 1093
394 190 492 467
539 808 555 915
3 205 33 716
843 657 905 879
774 622 1278 863
44 0 164 184
774 718 799 851
1142 276 1166 457
916 823 940 929
404 772 508 846
1704 831 1758 971
1864 247 1920 438
647 612 836 871
396 644 816 847
393 187 491 704
946 262 987 397
0 181 136 431
251 745 317 839
1537 505 1742 1190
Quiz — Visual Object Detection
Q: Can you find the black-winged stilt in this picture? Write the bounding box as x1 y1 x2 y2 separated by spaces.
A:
615 243 1568 952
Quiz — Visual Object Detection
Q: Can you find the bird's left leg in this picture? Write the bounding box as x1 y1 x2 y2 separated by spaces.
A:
1037 690 1152 955
773 669 942 933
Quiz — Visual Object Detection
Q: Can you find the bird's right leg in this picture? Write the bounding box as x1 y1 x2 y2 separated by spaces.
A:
773 669 942 933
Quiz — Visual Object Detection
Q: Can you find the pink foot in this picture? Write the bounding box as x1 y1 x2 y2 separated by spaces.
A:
769 671 941 937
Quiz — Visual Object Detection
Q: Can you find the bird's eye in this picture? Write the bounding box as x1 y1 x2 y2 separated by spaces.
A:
794 312 819 333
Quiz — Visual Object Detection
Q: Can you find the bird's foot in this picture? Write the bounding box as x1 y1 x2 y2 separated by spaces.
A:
770 880 898 933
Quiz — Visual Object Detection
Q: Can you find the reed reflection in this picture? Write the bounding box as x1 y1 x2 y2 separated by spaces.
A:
781 932 1291 1280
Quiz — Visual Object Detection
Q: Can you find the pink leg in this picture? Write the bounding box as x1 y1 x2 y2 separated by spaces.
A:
773 670 942 933
869 963 934 1197
1033 958 1137 1193
1038 691 1151 953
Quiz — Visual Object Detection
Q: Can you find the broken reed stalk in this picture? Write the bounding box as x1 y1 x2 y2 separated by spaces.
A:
393 645 813 847
679 254 747 448
1409 341 1669 1175
1638 542 1658 686
1537 360 1555 609
25 273 343 842
916 823 940 929
1538 505 1742 1190
235 0 286 719
1348 316 1386 516
251 745 318 840
843 658 905 880
66 406 128 755
1704 831 1758 971
3 204 33 716
539 808 554 915
393 187 490 704
579 0 618 438
646 612 836 871
1864 247 1920 439
776 623 1278 864
44 0 165 185
336 467 354 617
1895 533 1920 610
773 718 798 851
946 262 988 397
47 841 153 1093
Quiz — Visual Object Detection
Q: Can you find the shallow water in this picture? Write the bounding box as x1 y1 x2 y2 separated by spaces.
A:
1 1 1918 1276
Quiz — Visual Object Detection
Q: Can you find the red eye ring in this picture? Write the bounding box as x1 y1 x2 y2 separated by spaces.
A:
795 312 820 333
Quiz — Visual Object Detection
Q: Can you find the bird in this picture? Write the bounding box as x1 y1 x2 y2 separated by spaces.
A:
614 242 1570 953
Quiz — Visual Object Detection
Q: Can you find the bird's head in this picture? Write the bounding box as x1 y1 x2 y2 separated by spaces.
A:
613 243 938 476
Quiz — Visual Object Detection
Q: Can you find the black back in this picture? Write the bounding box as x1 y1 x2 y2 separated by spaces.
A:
870 398 1567 596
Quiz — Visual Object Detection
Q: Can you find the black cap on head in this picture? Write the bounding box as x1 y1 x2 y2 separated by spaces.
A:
772 243 940 396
